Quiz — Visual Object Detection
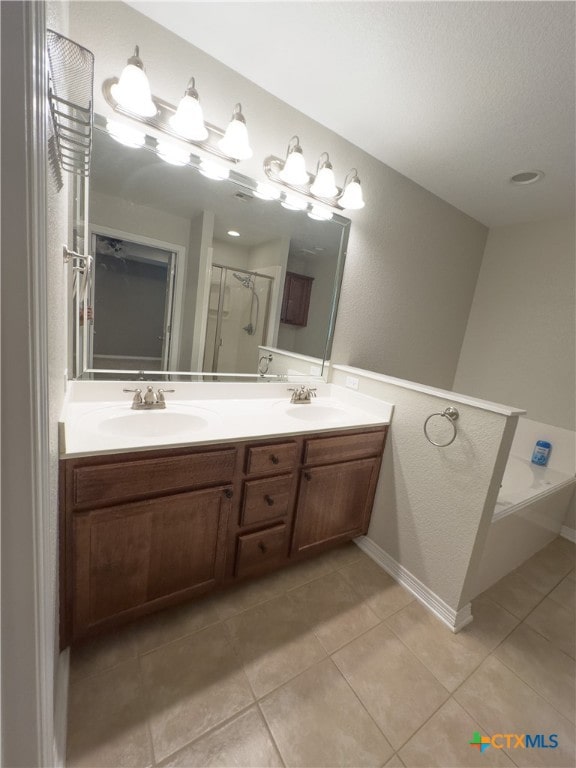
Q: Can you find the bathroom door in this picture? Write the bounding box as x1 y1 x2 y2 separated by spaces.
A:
89 233 176 370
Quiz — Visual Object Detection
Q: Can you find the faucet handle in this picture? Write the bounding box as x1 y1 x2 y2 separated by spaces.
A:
156 388 175 403
123 388 142 405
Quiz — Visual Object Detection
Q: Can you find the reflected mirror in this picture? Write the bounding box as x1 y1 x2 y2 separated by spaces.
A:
71 116 350 380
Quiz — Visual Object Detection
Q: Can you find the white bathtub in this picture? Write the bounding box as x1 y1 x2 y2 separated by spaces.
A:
473 453 575 596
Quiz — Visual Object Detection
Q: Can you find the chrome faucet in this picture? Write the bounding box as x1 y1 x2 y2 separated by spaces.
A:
288 385 317 404
123 386 175 410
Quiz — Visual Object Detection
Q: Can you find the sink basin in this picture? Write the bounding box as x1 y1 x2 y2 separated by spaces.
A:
79 404 215 438
281 403 350 423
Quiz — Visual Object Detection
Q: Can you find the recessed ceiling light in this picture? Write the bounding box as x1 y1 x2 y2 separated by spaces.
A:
227 230 240 237
510 170 544 185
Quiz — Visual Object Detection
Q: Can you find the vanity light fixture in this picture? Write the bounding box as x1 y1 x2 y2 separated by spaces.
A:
104 46 252 166
106 119 146 148
279 136 309 185
199 158 230 181
281 193 308 212
310 153 338 198
169 77 209 141
218 103 253 160
339 169 365 210
308 205 333 222
110 46 156 118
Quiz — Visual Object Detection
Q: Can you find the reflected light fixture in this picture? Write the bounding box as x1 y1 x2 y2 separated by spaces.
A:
199 158 230 180
253 182 281 201
281 193 308 211
110 46 156 118
227 230 240 237
339 169 365 210
218 103 253 160
169 77 208 141
106 119 146 148
308 204 333 221
156 140 190 166
279 136 309 185
310 153 338 198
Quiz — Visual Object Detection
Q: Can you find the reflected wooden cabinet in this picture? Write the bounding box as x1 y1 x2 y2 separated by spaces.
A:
280 271 314 327
60 426 387 646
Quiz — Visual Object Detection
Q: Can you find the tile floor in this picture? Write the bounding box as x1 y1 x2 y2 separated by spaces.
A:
66 536 576 768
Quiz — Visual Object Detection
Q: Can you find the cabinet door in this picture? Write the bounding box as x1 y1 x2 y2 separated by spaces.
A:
72 488 230 638
280 272 314 327
292 458 379 556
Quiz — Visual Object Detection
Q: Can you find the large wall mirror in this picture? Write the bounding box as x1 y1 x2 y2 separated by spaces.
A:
71 115 350 380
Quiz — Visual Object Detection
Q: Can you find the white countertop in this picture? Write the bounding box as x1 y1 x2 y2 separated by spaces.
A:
60 381 393 458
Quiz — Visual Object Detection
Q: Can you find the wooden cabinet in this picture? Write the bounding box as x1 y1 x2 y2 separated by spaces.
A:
280 271 314 327
60 426 387 646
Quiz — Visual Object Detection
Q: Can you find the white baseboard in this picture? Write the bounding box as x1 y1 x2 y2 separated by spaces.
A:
53 648 70 768
354 536 473 633
560 525 576 543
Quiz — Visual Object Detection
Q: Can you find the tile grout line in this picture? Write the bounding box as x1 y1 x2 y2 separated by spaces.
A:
135 651 158 768
255 700 287 768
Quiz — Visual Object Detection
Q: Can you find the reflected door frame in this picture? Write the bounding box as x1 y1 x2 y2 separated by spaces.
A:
88 225 186 370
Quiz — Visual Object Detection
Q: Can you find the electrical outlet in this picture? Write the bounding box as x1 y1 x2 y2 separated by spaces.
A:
345 376 359 391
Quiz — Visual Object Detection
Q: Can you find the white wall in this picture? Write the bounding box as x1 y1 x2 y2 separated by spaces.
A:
69 1 489 390
454 217 576 431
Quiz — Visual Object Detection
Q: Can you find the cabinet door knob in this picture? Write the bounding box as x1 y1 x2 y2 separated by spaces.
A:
304 471 312 481
264 494 274 506
258 541 267 553
270 454 280 465
224 488 233 499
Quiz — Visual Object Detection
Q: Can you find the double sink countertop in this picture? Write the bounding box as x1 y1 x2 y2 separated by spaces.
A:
60 381 394 458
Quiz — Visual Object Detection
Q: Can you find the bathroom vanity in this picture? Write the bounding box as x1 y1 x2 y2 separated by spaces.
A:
59 384 392 646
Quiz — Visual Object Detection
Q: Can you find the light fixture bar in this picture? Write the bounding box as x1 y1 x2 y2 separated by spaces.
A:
264 155 344 209
103 78 240 164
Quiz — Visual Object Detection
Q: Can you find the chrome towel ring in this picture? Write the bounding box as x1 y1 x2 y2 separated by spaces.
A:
424 406 459 447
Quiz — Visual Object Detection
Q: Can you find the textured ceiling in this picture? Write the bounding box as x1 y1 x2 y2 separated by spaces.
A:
126 1 575 227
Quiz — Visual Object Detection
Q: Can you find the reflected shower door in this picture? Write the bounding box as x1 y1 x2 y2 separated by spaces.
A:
203 266 273 373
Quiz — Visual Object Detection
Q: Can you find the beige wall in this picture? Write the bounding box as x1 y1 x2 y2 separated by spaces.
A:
70 1 488 390
454 217 576 431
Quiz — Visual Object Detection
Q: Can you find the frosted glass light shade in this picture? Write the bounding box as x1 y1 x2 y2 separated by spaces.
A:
169 94 208 141
310 166 338 198
199 159 230 180
218 107 252 160
156 141 190 166
340 178 365 209
106 120 146 148
279 150 309 185
281 193 307 211
110 63 156 118
254 182 281 201
308 205 333 221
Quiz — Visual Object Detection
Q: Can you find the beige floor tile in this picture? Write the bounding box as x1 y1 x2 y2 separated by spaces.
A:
455 655 575 767
133 596 222 654
566 568 576 582
515 538 575 594
160 706 283 768
340 556 414 619
384 755 405 767
225 592 326 698
67 659 153 768
321 541 366 570
385 601 489 691
399 698 515 768
468 595 520 650
548 573 576 613
260 658 393 767
333 623 449 750
483 570 547 619
525 595 575 659
69 625 139 684
289 570 381 653
140 624 254 762
495 623 575 722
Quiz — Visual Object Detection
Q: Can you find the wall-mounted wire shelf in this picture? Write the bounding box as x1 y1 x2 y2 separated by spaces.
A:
47 29 94 177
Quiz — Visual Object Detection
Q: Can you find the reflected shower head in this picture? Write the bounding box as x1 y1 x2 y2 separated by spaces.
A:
232 272 253 288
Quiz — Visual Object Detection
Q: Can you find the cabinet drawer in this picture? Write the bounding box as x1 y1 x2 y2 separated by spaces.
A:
241 474 294 526
73 449 237 507
304 429 386 466
245 442 299 476
235 524 288 579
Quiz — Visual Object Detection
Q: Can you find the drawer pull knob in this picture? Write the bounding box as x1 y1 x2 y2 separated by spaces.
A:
270 454 280 465
264 494 274 506
224 488 233 499
258 541 267 553
304 471 312 481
